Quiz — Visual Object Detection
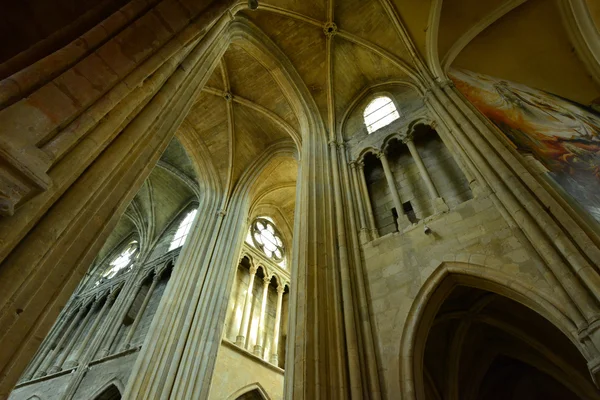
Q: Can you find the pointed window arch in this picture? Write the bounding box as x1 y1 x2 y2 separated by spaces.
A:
364 96 400 133
168 209 197 251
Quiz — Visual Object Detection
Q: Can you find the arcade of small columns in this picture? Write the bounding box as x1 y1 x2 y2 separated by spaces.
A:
16 248 179 389
228 244 290 367
349 124 454 241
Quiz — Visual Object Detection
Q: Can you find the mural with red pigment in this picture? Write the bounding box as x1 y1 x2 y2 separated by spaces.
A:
450 68 600 223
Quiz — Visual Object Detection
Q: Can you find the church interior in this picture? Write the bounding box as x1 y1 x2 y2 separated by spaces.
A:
1 0 600 399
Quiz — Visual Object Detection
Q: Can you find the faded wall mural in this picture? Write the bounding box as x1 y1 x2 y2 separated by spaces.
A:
450 68 600 222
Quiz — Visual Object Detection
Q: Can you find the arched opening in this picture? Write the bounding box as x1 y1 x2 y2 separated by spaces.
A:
235 388 267 400
93 383 121 400
404 272 599 400
363 96 401 134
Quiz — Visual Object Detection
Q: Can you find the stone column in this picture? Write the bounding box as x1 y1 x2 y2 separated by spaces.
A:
357 161 379 239
67 292 116 367
377 150 411 229
236 265 258 347
49 299 97 373
253 277 271 356
98 279 141 357
121 272 162 350
32 305 81 377
403 134 448 213
270 284 285 365
349 162 370 243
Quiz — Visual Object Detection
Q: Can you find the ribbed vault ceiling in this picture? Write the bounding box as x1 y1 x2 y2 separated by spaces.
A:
174 0 599 238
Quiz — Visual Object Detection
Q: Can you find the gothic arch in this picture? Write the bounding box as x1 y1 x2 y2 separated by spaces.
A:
398 261 586 400
355 147 379 164
226 382 272 400
90 379 123 400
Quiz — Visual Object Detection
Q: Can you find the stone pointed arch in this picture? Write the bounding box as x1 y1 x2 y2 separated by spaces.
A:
227 382 272 400
90 379 123 400
123 10 344 400
398 261 585 400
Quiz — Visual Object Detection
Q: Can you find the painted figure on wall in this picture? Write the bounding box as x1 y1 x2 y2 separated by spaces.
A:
450 68 600 222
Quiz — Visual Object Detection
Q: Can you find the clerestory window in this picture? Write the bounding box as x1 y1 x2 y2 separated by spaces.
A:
250 217 285 262
97 240 139 285
364 96 400 133
169 209 197 251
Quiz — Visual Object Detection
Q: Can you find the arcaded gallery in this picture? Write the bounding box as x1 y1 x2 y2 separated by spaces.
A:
1 0 600 399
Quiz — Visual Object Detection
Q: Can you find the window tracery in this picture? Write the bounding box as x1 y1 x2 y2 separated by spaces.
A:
364 96 400 133
250 218 285 262
96 240 139 285
168 209 197 251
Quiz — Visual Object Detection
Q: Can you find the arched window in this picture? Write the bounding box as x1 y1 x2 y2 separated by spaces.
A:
98 240 139 284
168 209 197 251
363 96 400 133
250 217 285 262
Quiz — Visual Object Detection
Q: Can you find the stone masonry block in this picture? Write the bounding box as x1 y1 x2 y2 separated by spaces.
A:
27 82 78 138
155 0 191 32
54 69 100 108
74 53 120 93
0 99 52 145
97 39 137 79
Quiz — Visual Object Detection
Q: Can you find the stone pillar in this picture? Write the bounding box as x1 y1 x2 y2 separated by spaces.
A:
357 161 379 239
403 134 448 213
49 299 97 373
377 150 411 229
236 265 258 347
40 304 87 375
270 285 285 365
121 272 162 350
98 279 142 357
30 305 80 378
67 292 116 367
349 162 370 243
253 277 271 356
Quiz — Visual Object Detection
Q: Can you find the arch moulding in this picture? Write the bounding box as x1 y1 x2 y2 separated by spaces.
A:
398 261 584 400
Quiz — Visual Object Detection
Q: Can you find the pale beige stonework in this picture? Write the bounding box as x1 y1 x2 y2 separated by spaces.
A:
1 0 600 399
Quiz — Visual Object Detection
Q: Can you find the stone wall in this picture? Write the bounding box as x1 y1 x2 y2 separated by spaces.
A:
224 263 283 363
209 341 284 400
361 194 554 396
364 130 472 236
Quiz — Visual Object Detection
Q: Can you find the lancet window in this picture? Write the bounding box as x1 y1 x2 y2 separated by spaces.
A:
168 209 197 251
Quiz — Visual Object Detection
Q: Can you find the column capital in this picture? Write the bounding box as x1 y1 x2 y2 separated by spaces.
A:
437 78 455 89
263 276 271 285
249 265 258 275
423 88 434 102
107 290 118 303
328 139 341 148
401 132 414 144
356 160 365 169
153 265 167 281
276 285 285 295
375 150 386 160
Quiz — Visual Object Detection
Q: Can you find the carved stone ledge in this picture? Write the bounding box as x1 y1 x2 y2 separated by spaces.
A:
0 138 52 216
